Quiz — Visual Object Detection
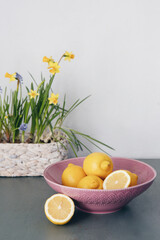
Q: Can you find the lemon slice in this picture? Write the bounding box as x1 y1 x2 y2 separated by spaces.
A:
44 194 75 225
103 170 131 190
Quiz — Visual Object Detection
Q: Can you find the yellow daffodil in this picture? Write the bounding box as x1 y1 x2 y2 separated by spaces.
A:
48 62 60 75
64 51 75 61
28 90 39 99
5 115 8 119
48 93 59 105
43 56 54 65
5 72 16 81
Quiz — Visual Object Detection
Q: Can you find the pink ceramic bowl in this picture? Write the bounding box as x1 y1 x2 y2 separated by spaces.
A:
44 157 157 214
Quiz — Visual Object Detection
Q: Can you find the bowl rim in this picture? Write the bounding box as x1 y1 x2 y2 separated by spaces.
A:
43 157 157 192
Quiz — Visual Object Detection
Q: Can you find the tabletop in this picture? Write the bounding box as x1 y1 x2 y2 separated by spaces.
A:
0 159 159 240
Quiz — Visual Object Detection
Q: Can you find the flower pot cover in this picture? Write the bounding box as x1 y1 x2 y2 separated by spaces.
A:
0 140 68 177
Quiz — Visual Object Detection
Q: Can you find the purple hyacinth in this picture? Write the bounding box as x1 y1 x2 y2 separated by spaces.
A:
15 73 23 84
0 86 2 94
19 123 28 131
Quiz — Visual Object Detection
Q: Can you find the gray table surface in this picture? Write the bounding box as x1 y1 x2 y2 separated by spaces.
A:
0 159 159 240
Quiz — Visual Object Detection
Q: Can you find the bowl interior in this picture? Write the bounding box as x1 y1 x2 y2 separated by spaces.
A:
44 157 156 186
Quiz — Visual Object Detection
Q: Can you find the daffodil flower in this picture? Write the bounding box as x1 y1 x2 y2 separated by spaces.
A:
64 51 75 61
5 115 8 119
48 62 60 75
43 56 54 65
5 72 16 81
28 90 39 99
48 93 59 105
5 72 23 84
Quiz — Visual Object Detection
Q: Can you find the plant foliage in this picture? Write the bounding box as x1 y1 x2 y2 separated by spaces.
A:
0 52 114 155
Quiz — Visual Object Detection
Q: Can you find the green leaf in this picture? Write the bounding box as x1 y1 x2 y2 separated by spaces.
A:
28 72 38 87
70 129 115 150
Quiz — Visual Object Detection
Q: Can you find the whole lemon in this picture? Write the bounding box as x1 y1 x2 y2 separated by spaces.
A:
62 163 86 188
77 175 103 189
83 152 113 179
124 170 138 186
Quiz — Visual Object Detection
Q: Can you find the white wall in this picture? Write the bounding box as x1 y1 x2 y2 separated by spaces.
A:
0 0 160 158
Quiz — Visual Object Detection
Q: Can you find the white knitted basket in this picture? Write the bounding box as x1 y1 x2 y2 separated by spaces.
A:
0 140 68 177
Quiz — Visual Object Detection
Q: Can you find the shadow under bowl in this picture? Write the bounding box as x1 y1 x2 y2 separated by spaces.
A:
44 157 157 214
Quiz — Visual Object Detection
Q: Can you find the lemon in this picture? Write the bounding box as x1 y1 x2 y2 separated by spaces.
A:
44 194 75 225
83 152 113 179
77 175 103 189
103 170 131 190
124 170 138 186
62 163 86 188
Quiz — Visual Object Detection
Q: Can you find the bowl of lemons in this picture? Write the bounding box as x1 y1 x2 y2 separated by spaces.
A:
44 153 156 214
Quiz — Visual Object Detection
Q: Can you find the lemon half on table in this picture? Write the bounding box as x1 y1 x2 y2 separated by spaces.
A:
44 194 75 225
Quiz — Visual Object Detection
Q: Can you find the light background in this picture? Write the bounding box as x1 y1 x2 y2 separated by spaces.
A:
0 0 160 158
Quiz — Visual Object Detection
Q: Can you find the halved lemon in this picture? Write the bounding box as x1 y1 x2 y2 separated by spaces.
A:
44 194 75 225
103 170 131 190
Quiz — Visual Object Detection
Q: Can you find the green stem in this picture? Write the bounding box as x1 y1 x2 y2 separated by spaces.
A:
12 132 15 143
58 54 65 65
20 82 22 100
17 80 20 91
22 131 25 143
34 135 39 143
49 54 64 92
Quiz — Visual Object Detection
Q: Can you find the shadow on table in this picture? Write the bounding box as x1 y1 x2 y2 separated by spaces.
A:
67 207 91 225
68 204 133 226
